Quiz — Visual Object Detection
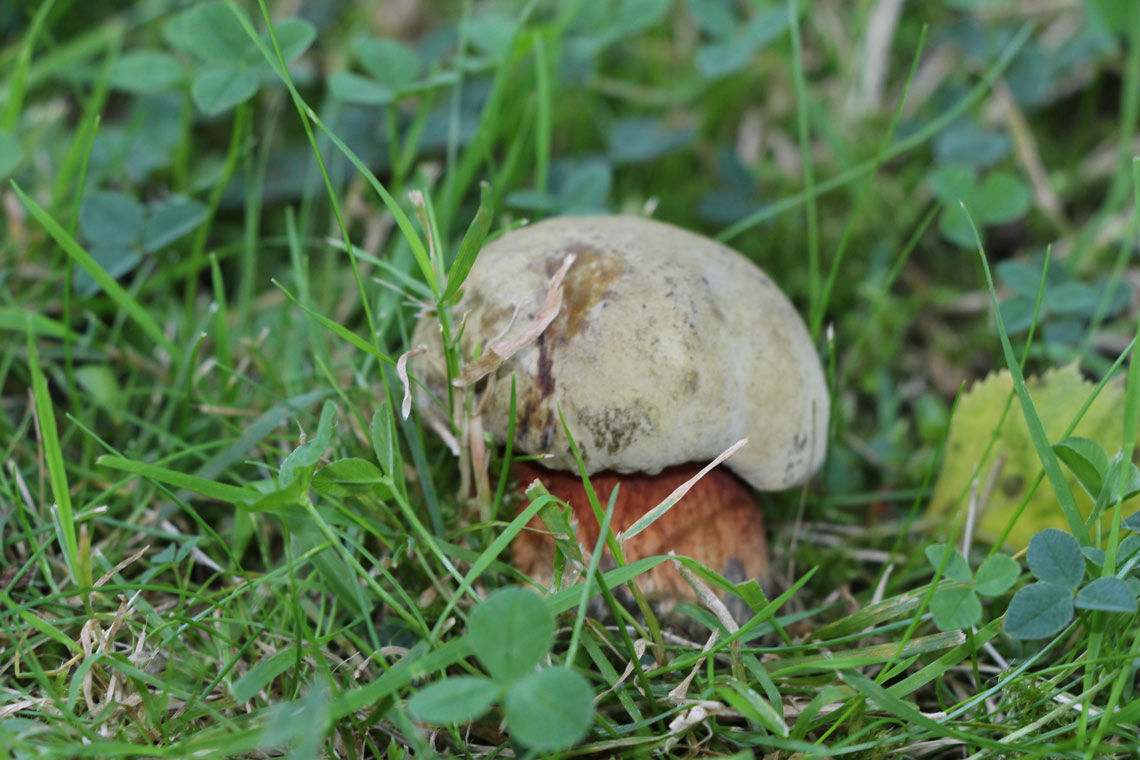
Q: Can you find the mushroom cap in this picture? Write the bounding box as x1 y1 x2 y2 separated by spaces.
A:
413 215 829 491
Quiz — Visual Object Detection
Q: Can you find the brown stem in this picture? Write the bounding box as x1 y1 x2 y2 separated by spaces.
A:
510 461 770 607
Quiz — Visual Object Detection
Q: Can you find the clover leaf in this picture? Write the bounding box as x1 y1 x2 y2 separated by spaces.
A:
995 254 1131 336
1006 526 1140 639
328 36 421 106
928 164 1030 248
75 190 207 297
926 543 1019 631
408 588 594 751
165 2 315 115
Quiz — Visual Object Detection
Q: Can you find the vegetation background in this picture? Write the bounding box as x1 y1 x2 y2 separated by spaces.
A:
3 0 1140 757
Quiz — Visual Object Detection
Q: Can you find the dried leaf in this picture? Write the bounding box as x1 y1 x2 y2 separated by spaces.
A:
89 545 149 605
928 364 1126 548
673 557 739 634
453 254 576 387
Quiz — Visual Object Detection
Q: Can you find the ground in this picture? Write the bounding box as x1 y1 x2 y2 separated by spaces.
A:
3 1 1140 757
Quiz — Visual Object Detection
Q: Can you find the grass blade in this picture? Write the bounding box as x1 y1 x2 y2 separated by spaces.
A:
98 455 259 505
26 330 81 586
841 671 1008 752
442 180 494 304
3 0 57 129
786 0 820 326
969 211 1090 544
12 182 177 356
811 25 928 338
718 23 1032 242
1 309 77 339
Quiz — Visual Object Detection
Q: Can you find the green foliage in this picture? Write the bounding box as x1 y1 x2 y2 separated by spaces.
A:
406 676 498 724
1027 528 1085 587
996 255 1130 338
466 11 519 60
143 197 211 252
73 189 206 296
328 36 422 105
1004 580 1074 640
1075 576 1138 613
310 458 389 499
928 365 1132 548
109 50 185 94
231 650 297 704
928 164 1030 247
1006 528 1139 639
925 543 973 584
973 553 1021 596
164 2 315 114
566 0 673 56
1124 510 1140 532
1055 436 1140 520
929 584 981 631
0 130 23 178
79 190 144 245
245 401 339 511
607 117 696 166
503 667 595 751
944 0 1003 10
925 544 1018 630
1053 437 1113 499
442 182 494 305
74 364 125 422
1085 0 1140 35
468 587 555 683
507 158 612 214
409 588 594 751
933 118 1010 168
998 436 1140 638
6 0 1140 756
691 3 789 78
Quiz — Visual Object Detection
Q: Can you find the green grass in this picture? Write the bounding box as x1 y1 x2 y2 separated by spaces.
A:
4 1 1140 757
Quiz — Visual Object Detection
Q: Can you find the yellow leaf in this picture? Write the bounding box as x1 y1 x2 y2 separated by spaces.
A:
928 363 1132 549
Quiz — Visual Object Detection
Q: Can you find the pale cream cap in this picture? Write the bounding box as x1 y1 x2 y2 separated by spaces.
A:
414 215 829 490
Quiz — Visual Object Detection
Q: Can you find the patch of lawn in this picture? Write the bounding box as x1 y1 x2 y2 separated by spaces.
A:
4 1 1140 757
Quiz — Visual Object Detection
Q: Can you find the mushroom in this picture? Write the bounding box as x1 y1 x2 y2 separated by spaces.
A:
413 215 828 606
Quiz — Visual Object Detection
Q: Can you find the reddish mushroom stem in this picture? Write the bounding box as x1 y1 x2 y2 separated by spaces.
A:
510 460 770 604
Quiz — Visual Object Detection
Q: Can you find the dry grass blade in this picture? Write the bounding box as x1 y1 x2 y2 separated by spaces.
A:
667 700 728 734
453 254 576 387
594 638 652 703
397 345 428 419
858 0 905 112
422 407 461 456
993 80 1069 235
468 411 491 507
621 439 748 542
672 558 744 679
89 545 150 605
667 628 718 702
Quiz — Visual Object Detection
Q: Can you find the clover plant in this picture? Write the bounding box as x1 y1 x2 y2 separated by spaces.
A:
925 543 1019 631
1002 436 1140 639
995 254 1130 341
163 1 316 115
928 163 1031 249
408 587 595 752
75 190 207 296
